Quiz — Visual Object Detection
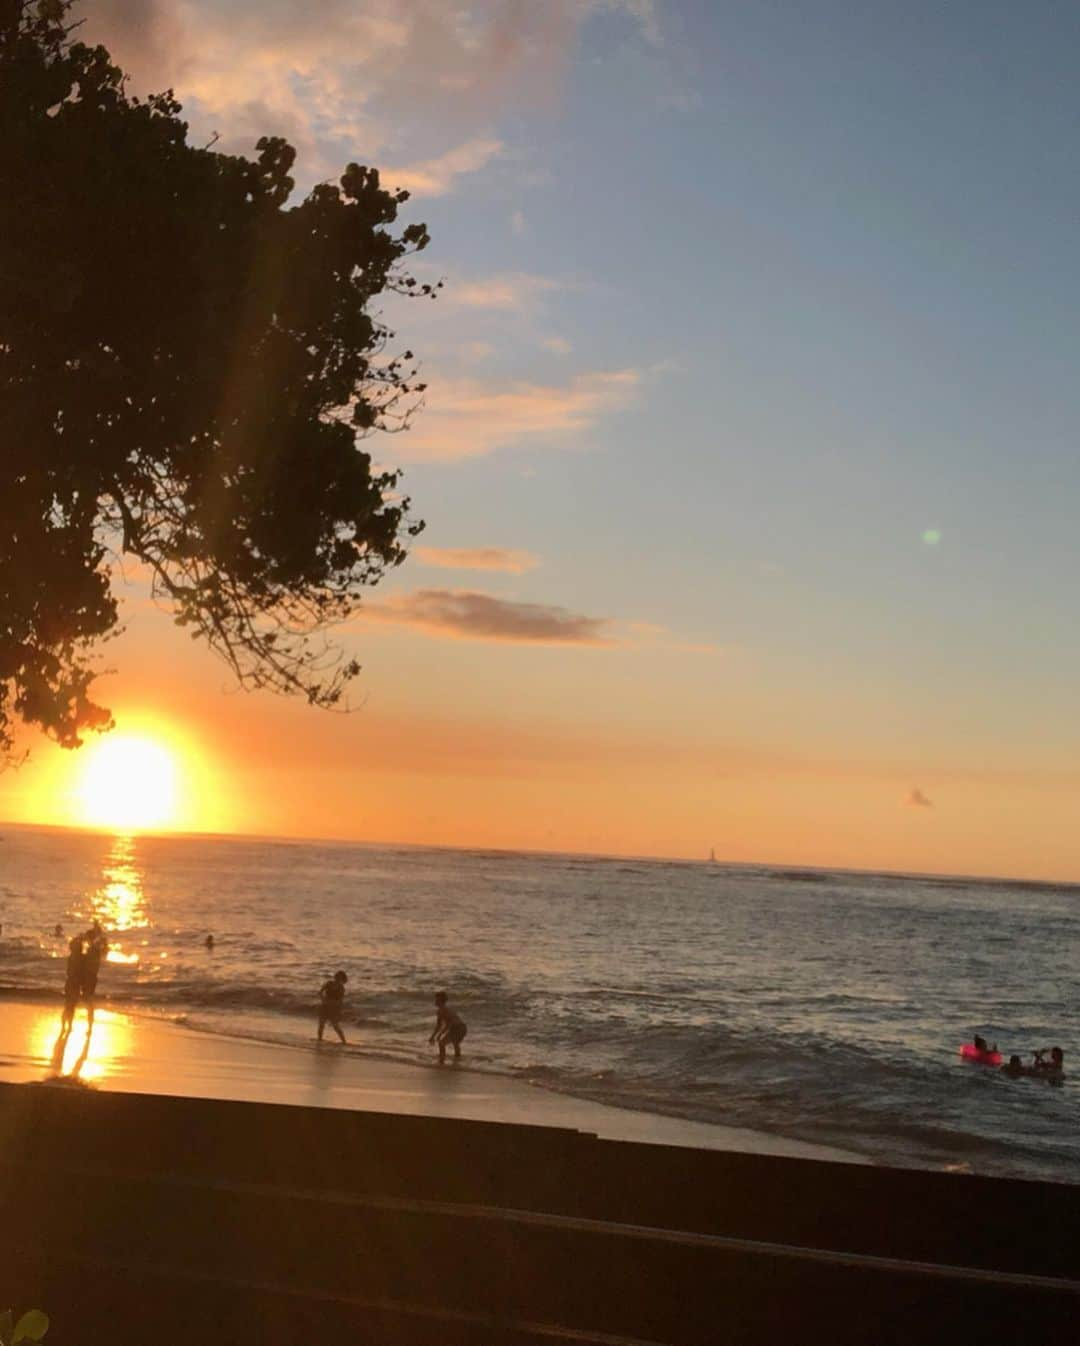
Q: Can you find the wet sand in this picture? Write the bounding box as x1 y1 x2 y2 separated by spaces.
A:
0 998 862 1163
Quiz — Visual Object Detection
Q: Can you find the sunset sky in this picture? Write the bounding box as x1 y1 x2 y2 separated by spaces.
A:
5 1 1080 878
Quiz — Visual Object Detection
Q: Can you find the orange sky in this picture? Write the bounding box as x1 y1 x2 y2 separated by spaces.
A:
4 587 1079 881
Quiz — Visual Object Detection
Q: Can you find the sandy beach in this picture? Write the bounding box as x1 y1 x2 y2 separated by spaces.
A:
0 997 861 1163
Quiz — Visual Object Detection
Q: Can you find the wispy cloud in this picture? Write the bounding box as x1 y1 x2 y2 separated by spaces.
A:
905 788 934 808
542 335 574 355
440 271 566 311
360 589 614 645
460 341 496 363
510 209 527 236
625 621 719 656
414 547 540 574
385 138 504 197
362 587 717 653
399 368 640 461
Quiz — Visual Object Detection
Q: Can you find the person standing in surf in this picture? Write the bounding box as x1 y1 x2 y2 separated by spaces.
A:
429 991 467 1064
60 933 85 1031
317 970 348 1044
79 920 108 1024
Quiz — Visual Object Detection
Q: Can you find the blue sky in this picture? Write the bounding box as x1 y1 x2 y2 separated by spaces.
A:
9 0 1080 873
394 1 1080 726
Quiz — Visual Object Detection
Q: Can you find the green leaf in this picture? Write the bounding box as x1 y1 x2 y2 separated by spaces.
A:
13 1311 49 1343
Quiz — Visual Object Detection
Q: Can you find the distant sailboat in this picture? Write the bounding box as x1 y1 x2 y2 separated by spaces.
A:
709 848 717 864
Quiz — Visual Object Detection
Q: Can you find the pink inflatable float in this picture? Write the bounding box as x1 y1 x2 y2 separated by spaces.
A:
960 1043 1002 1067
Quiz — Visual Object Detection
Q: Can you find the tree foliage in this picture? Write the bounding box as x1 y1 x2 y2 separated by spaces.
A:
0 0 433 757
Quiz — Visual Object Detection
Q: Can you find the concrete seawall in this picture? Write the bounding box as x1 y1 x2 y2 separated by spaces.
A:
2 1082 1077 1343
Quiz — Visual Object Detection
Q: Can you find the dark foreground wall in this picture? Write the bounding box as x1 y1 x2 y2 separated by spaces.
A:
1 1083 1077 1345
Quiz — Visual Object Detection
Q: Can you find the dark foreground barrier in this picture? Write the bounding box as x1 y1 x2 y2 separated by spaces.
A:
1 1082 1077 1344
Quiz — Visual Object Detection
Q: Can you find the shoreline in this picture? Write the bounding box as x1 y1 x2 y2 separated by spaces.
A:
0 997 864 1164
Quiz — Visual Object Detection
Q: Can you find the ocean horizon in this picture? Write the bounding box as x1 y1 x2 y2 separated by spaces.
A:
5 817 1077 890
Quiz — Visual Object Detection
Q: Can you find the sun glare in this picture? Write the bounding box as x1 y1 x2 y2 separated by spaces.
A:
75 735 179 831
32 1007 131 1083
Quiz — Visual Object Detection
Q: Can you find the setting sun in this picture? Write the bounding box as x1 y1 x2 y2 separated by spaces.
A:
75 735 179 831
4 710 231 835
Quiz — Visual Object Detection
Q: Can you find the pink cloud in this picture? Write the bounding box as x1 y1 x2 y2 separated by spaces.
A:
399 368 640 461
384 138 504 197
441 271 564 311
460 342 496 364
84 2 663 180
414 547 540 574
359 589 614 645
360 587 717 653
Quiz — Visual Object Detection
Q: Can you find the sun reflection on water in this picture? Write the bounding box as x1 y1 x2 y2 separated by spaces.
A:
86 833 150 967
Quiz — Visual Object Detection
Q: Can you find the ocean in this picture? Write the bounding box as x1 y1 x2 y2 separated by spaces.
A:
1 824 1077 1182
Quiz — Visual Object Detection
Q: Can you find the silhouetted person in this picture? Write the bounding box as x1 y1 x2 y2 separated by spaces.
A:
60 934 84 1031
317 971 348 1044
429 991 467 1064
54 922 64 938
1038 1046 1065 1074
204 933 215 951
1001 1054 1024 1077
79 920 108 1023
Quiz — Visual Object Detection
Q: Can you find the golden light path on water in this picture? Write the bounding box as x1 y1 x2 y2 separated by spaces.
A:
92 833 148 966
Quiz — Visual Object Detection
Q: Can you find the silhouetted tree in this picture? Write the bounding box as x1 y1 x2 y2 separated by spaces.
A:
0 0 434 757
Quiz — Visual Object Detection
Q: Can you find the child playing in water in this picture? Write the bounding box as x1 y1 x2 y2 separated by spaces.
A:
1001 1047 1065 1079
317 970 348 1044
1036 1046 1065 1075
429 991 467 1064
